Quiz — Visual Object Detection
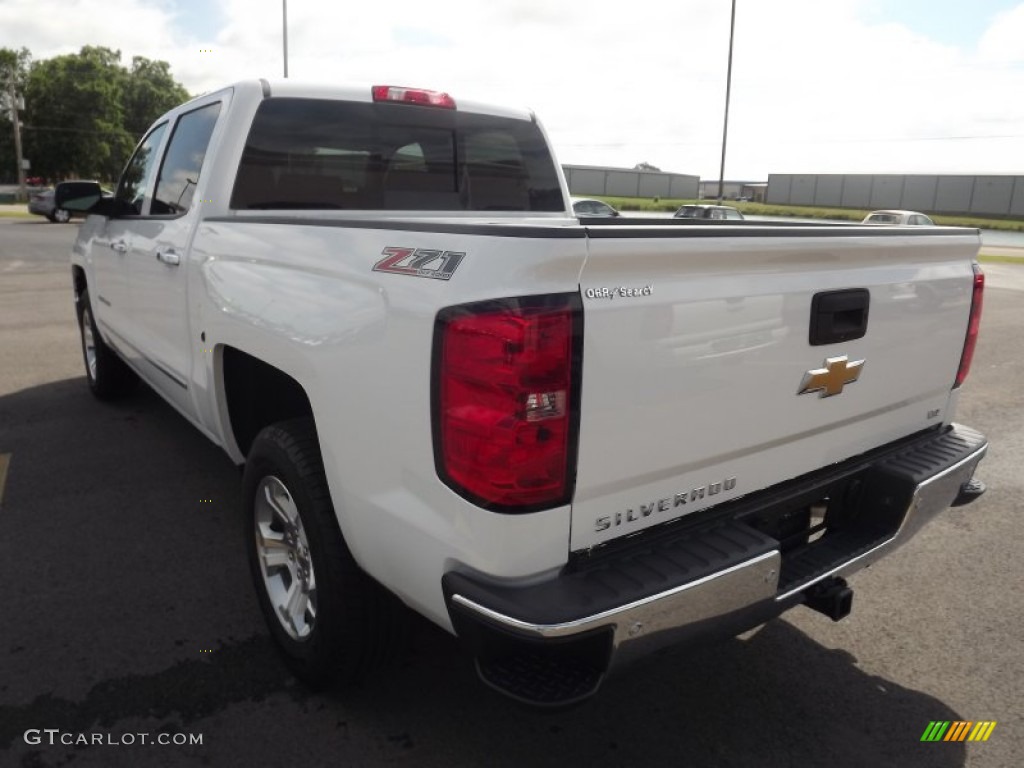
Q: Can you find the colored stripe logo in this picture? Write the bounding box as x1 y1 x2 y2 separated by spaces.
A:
921 721 997 742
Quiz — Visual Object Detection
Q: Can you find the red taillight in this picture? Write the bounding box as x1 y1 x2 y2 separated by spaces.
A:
372 85 456 109
954 264 984 388
434 296 579 511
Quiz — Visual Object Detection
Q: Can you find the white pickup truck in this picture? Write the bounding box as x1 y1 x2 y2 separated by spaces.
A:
60 80 988 707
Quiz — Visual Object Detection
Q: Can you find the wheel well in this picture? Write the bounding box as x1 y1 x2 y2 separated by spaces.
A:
222 347 314 457
72 266 86 300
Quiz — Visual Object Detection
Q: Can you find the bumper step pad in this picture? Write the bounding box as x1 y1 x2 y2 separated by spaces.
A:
446 521 777 707
446 522 777 628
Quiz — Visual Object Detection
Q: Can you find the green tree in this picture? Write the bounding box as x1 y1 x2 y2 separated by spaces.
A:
0 46 31 89
123 56 190 139
22 46 129 180
20 46 189 183
0 47 31 183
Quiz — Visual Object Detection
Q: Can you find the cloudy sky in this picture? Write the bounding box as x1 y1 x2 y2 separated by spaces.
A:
2 0 1023 180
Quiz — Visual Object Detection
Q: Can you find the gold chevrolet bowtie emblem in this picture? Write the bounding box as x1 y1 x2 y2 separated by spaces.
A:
798 355 865 397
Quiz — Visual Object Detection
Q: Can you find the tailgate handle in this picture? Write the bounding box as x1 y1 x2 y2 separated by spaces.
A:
809 289 870 345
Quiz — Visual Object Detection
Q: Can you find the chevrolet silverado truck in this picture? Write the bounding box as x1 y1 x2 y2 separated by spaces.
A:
59 80 988 707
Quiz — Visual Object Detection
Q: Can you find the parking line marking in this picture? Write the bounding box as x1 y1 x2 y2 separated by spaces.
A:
0 453 10 507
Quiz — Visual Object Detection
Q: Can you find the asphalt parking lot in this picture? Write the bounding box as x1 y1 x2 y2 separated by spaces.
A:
1 217 1022 767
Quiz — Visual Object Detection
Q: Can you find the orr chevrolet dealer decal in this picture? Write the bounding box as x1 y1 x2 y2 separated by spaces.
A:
584 285 653 300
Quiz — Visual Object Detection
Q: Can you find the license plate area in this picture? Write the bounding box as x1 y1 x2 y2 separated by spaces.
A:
743 473 870 551
740 467 911 593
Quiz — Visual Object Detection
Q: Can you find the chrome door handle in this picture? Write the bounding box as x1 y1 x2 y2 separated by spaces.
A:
157 250 181 266
111 240 128 254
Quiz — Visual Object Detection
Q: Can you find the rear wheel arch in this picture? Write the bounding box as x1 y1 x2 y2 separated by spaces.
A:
220 346 316 458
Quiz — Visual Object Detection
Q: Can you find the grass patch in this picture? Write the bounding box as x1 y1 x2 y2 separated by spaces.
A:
979 253 1024 264
929 214 1024 231
592 196 695 212
731 202 865 222
0 210 33 219
592 196 1024 231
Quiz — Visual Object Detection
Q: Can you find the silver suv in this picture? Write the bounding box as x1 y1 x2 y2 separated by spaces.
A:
674 204 744 220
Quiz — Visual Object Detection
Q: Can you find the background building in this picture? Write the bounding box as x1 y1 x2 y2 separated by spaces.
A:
698 180 767 202
563 164 698 199
766 174 1024 216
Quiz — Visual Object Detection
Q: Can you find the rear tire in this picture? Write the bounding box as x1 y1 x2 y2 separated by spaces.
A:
76 287 138 400
243 418 403 689
53 208 71 223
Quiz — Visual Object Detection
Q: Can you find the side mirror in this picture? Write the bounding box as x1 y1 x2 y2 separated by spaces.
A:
89 196 135 218
54 181 133 218
54 181 103 212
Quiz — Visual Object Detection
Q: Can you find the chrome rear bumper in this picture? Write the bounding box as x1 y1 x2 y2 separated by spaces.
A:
444 424 987 705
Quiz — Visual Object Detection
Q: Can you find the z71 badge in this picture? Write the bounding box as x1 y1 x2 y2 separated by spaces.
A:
373 247 465 281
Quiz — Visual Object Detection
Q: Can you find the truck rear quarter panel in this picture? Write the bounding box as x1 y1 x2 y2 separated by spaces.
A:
192 217 587 628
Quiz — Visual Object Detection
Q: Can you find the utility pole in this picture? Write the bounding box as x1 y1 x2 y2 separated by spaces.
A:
282 0 289 78
716 0 737 205
7 78 27 202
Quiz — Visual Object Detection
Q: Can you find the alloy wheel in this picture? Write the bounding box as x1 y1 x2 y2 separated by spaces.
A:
254 475 318 640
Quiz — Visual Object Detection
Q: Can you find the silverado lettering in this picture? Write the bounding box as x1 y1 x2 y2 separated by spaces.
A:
595 476 740 531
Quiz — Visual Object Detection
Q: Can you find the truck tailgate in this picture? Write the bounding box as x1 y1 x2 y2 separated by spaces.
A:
571 226 981 551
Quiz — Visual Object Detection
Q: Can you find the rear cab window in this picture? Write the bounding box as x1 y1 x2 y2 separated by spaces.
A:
230 98 564 212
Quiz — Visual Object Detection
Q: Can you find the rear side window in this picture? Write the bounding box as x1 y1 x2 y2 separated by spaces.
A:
230 98 563 212
153 102 222 215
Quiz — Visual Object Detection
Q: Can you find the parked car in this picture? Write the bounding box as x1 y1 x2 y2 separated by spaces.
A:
27 188 64 222
862 210 935 226
28 181 110 223
674 204 744 220
572 197 620 217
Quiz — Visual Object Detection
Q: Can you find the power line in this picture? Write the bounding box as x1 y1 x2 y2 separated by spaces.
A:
20 125 126 135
